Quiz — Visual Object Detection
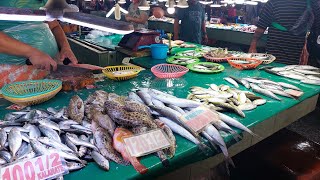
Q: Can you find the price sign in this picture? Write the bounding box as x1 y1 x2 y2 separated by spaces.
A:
181 106 219 132
124 129 171 157
1 152 68 180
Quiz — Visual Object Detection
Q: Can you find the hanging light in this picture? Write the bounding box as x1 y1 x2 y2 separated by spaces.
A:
220 0 229 3
199 0 213 5
139 0 151 10
227 1 235 4
244 1 258 5
210 2 221 7
260 0 268 2
235 0 244 4
0 0 134 34
177 0 189 8
159 0 167 2
118 0 126 4
166 0 176 14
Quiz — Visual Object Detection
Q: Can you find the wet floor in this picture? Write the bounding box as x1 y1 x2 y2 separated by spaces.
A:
229 106 320 180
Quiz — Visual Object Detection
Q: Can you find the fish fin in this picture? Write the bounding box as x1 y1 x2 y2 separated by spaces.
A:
130 157 148 174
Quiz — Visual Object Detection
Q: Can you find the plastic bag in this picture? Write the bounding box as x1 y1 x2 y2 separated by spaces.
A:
0 22 59 65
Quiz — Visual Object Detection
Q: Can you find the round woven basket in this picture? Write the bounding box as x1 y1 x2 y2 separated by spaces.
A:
227 57 262 70
151 64 189 78
102 65 142 81
203 53 231 63
1 79 62 106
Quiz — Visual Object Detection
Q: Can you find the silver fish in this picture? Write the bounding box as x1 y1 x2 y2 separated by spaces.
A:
47 107 57 114
212 120 241 141
136 89 153 106
268 89 295 99
78 135 89 157
16 142 31 159
38 125 61 143
250 83 281 101
61 134 78 154
253 99 267 106
218 112 256 136
91 151 110 171
168 105 185 114
0 129 7 148
70 125 92 132
66 162 85 171
38 137 74 153
238 103 257 111
39 119 61 134
293 69 320 75
242 78 261 84
23 124 41 139
21 133 30 143
0 151 12 162
282 73 307 80
54 108 65 119
49 149 84 164
278 82 301 91
30 139 48 155
3 127 29 133
151 98 166 107
128 92 144 104
9 127 22 161
0 158 7 165
224 77 239 88
301 79 320 85
306 75 320 81
296 65 319 70
66 133 97 150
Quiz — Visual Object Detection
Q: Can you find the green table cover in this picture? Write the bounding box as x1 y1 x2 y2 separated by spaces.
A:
0 55 319 180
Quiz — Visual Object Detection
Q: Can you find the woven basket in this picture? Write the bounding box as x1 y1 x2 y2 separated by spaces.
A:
151 64 189 78
1 79 62 106
249 53 276 64
203 53 231 63
227 57 262 70
102 65 142 81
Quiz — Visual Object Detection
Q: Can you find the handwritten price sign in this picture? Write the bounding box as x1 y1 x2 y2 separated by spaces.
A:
181 106 219 132
1 153 68 180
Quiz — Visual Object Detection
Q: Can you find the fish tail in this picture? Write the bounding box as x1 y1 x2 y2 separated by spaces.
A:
197 142 212 156
156 151 170 167
229 131 242 142
130 157 148 174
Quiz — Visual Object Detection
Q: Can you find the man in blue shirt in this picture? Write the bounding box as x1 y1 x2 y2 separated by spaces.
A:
173 0 208 44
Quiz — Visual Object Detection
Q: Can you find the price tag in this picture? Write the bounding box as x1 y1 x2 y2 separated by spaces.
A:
284 89 304 98
181 106 219 133
1 152 68 180
123 129 171 157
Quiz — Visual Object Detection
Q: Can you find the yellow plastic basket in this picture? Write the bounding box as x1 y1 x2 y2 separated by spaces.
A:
1 80 62 106
102 65 142 81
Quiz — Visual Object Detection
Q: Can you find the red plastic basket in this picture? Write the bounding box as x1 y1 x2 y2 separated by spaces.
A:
227 57 262 70
151 64 189 78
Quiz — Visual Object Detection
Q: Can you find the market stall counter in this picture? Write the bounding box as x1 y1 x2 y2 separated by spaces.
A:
0 48 319 180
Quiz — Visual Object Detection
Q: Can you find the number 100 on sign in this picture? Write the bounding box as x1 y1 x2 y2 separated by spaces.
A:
1 153 68 180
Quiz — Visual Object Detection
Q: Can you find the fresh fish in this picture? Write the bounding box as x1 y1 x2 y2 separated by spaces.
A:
136 89 153 106
293 69 320 75
207 84 219 91
250 83 281 101
207 98 227 104
149 89 201 108
70 124 92 132
68 95 84 123
282 73 307 80
61 134 78 154
0 129 7 148
113 128 148 174
93 127 129 165
47 107 57 114
224 77 239 88
30 139 48 155
0 121 23 128
306 75 320 81
168 105 185 115
212 120 241 141
211 102 245 118
66 133 97 150
23 124 41 139
271 67 288 72
54 108 65 119
59 120 79 128
17 110 36 122
66 162 85 171
0 151 12 163
21 133 30 143
240 79 250 89
218 112 256 136
50 149 84 164
151 98 166 107
238 92 247 105
242 78 261 84
253 99 267 106
219 85 230 91
38 137 74 153
238 103 257 111
301 79 320 85
16 142 32 160
39 119 61 134
92 151 110 171
3 127 29 133
155 120 176 158
38 125 61 143
124 100 152 117
128 92 144 104
78 135 89 157
82 120 92 130
296 65 319 70
268 89 295 99
8 127 22 161
0 158 7 165
63 128 92 135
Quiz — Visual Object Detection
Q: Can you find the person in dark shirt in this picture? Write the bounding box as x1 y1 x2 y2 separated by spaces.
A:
173 0 208 44
249 0 317 65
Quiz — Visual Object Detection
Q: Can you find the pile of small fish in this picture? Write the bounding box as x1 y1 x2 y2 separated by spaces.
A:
262 65 320 85
191 63 224 72
0 106 105 175
223 76 304 101
187 84 266 118
206 48 231 58
171 57 198 65
130 88 257 170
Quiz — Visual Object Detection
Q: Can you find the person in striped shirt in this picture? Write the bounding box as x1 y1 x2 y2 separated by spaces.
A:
249 0 318 65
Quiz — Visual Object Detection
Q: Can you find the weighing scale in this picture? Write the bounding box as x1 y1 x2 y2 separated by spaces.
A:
118 29 161 51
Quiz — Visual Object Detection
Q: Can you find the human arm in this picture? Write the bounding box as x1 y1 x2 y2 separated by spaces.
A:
47 20 78 64
0 32 57 71
202 10 208 44
174 18 180 40
249 27 266 53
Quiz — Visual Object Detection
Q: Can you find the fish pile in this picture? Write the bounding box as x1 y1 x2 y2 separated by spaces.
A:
0 107 104 175
130 88 257 170
262 65 320 85
170 57 198 65
205 48 232 58
223 76 304 101
190 62 224 72
187 84 266 118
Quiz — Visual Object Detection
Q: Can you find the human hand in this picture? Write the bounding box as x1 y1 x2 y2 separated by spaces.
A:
59 47 78 65
248 44 257 53
28 50 57 71
125 15 132 22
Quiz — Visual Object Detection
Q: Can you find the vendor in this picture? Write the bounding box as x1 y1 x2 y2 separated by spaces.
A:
173 0 208 44
125 0 149 30
0 0 77 88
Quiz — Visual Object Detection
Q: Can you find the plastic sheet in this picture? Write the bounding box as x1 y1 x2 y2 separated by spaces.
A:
0 22 58 65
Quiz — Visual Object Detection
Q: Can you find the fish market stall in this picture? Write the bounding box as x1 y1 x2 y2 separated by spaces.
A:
0 45 319 179
148 18 267 47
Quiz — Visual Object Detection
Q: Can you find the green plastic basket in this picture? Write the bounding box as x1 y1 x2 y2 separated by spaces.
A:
187 62 225 73
1 79 62 106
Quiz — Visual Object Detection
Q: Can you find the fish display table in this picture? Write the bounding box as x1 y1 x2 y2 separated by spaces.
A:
148 20 267 47
0 55 319 179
